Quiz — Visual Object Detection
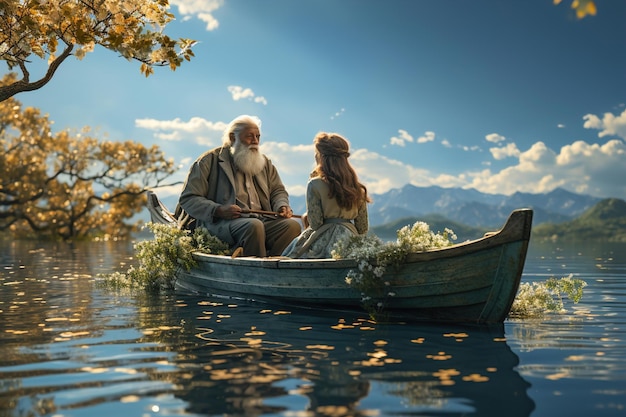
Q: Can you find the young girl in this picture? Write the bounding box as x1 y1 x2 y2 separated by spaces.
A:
282 132 371 258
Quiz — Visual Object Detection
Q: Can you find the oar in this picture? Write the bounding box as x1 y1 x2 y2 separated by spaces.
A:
241 208 302 219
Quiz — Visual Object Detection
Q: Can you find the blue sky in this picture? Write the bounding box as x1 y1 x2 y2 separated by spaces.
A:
9 0 626 201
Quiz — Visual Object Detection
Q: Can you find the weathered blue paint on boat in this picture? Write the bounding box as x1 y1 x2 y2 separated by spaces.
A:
147 191 532 324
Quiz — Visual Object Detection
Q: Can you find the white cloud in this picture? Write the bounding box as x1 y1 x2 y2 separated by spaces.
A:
389 129 413 147
331 108 345 120
135 116 227 145
583 109 626 139
485 133 506 143
228 85 267 105
348 148 435 194
433 137 481 152
228 86 254 100
179 156 194 167
390 130 434 146
261 142 314 177
197 12 219 30
389 137 405 147
151 183 186 199
170 0 223 31
518 141 556 166
154 131 182 141
417 131 435 144
467 139 626 198
135 117 225 133
490 142 520 160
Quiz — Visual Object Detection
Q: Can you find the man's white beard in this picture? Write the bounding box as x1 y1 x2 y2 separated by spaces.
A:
231 140 266 175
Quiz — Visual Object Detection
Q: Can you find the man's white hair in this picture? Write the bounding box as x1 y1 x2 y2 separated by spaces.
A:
222 115 262 146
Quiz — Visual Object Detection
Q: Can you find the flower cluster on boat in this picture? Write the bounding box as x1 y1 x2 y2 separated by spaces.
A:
332 221 457 319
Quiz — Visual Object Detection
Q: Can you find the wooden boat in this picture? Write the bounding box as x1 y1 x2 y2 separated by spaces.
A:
146 191 533 324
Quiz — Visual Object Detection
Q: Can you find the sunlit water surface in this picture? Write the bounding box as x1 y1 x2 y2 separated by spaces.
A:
0 239 624 417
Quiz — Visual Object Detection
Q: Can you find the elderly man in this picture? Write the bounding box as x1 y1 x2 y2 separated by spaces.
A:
178 115 301 257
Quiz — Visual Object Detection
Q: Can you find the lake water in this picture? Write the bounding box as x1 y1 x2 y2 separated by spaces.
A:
1 238 624 417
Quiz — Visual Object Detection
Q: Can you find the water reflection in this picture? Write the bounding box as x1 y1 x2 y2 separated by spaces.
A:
137 294 535 416
1 239 133 347
0 239 538 416
3 239 626 416
508 241 626 417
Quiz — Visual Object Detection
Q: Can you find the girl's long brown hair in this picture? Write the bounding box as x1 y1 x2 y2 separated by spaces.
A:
310 132 371 210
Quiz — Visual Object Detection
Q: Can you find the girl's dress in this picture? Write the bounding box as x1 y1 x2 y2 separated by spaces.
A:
282 177 368 258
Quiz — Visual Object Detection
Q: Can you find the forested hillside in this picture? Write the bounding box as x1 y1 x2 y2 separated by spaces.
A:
532 198 626 242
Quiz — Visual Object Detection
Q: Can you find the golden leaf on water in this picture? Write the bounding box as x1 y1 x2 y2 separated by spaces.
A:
426 351 452 361
305 345 335 350
120 396 140 403
462 373 489 382
331 323 355 330
368 350 387 359
443 332 468 338
6 330 29 335
433 368 460 380
359 326 376 331
546 372 569 380
45 317 69 322
81 367 109 374
59 331 90 338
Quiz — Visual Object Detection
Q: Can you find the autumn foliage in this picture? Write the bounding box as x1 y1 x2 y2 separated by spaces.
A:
0 0 196 101
554 0 597 19
0 76 178 240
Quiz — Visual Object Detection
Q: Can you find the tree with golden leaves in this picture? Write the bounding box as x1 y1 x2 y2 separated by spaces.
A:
0 0 195 101
0 76 178 240
554 0 597 19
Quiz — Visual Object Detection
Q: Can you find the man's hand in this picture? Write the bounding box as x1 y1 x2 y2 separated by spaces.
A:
216 204 242 220
278 205 294 218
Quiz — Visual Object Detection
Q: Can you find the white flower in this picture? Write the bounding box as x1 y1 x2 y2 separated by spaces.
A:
374 267 386 278
337 220 458 318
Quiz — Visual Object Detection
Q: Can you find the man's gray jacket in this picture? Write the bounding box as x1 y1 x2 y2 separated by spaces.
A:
178 145 291 245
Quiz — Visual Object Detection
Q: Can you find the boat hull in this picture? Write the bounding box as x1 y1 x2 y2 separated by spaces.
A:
147 191 532 324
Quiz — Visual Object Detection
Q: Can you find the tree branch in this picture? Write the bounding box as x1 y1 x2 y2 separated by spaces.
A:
0 44 74 102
